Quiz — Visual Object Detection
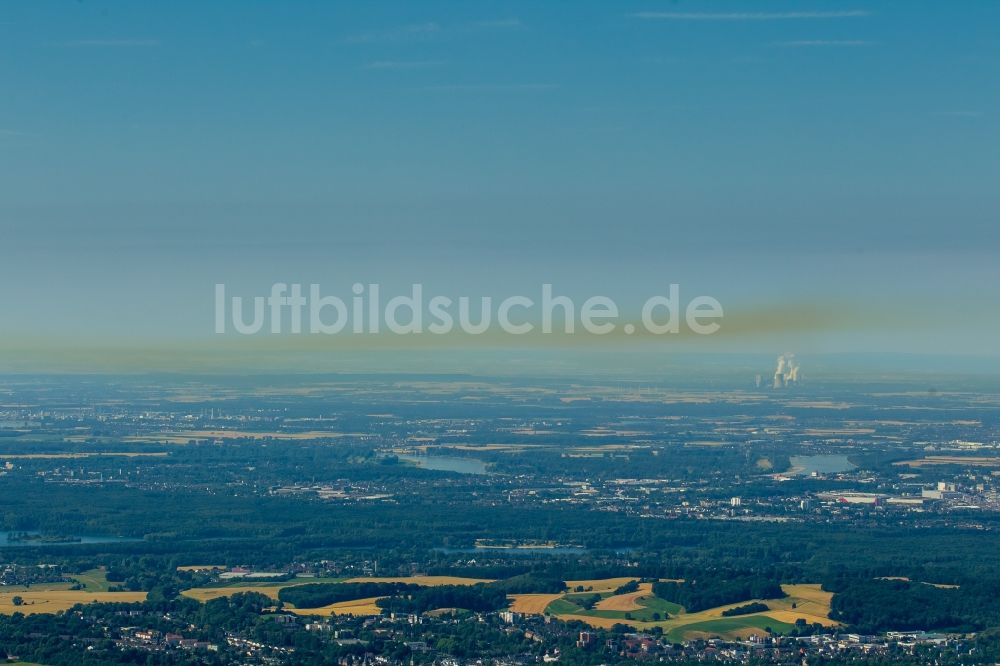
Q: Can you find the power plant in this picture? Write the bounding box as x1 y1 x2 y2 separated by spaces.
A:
772 353 800 388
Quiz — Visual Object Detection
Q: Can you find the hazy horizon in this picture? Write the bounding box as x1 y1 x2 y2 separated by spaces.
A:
2 1 998 369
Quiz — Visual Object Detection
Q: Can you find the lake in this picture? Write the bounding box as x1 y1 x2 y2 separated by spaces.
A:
790 454 856 475
0 531 141 548
397 454 489 475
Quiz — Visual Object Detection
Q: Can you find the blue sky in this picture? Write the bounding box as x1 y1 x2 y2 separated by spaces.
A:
1 1 998 368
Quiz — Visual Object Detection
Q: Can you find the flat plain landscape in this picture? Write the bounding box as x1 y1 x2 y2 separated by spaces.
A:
1 372 998 663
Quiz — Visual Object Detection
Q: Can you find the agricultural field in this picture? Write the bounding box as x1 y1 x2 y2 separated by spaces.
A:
284 596 383 617
181 577 347 602
509 593 564 614
761 584 839 627
0 589 147 615
180 572 835 639
181 575 491 604
547 592 680 624
595 582 655 611
182 585 285 602
512 581 837 641
664 616 797 642
0 568 127 615
565 577 642 593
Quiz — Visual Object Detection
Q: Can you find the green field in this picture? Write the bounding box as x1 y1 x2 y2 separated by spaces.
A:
546 597 586 615
535 583 836 639
68 568 113 592
547 593 681 621
665 616 796 642
0 568 112 594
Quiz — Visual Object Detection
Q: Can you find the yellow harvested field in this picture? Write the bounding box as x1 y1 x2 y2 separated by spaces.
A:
182 575 491 605
0 590 147 615
769 583 839 626
344 576 492 586
595 583 653 611
684 627 765 641
546 582 838 636
555 613 628 629
778 583 833 606
765 609 838 626
565 577 640 593
286 596 383 617
681 583 836 628
182 586 282 601
653 584 837 629
509 594 564 614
